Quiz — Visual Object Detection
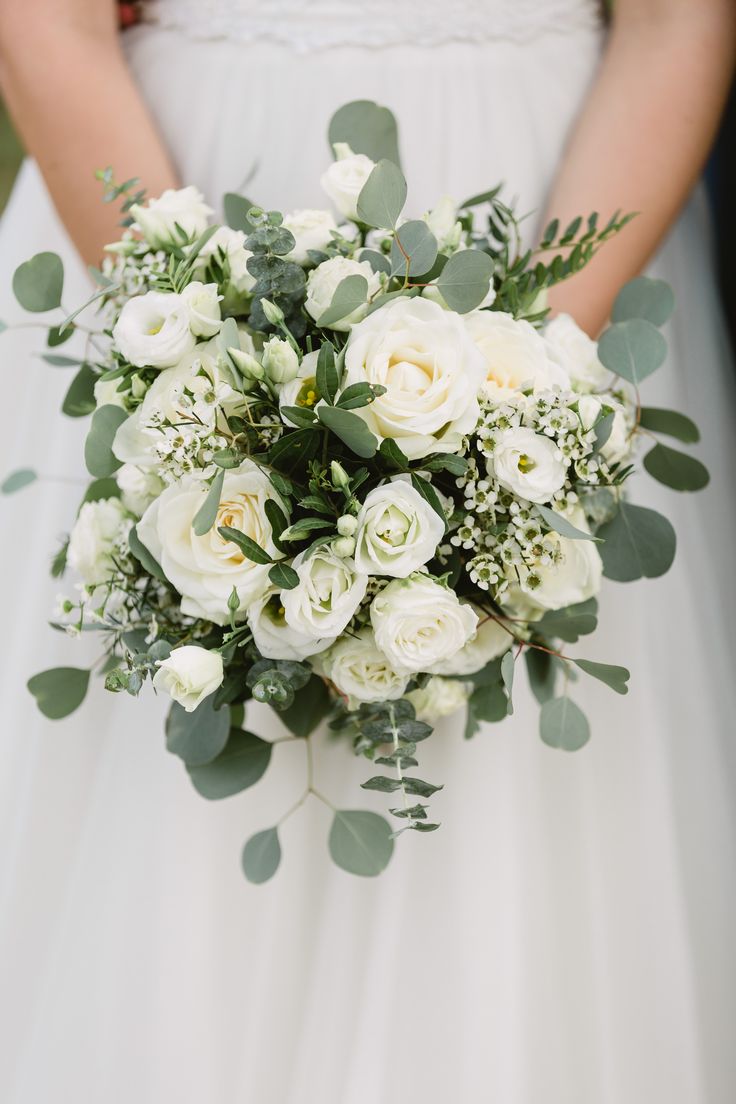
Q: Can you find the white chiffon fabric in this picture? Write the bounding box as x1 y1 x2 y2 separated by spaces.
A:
1 4 735 1102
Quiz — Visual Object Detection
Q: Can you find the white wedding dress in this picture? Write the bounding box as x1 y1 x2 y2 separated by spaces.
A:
1 2 735 1101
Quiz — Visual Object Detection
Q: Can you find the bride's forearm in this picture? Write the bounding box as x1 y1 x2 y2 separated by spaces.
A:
543 0 736 334
0 0 179 266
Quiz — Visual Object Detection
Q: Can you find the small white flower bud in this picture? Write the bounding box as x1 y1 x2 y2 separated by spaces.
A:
336 514 358 537
260 298 284 325
228 347 264 381
332 536 356 558
262 337 300 384
330 461 350 490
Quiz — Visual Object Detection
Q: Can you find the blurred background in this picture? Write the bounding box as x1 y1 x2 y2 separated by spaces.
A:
1 91 734 348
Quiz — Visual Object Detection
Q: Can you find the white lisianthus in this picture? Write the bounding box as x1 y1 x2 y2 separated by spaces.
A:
423 195 462 252
320 143 376 221
137 460 286 624
248 588 334 661
600 402 632 465
304 256 381 332
117 464 164 517
196 226 256 297
407 676 470 722
68 497 131 584
278 350 320 425
129 186 213 249
262 337 300 385
544 313 609 392
490 426 567 504
281 547 368 641
94 376 126 409
465 310 569 399
181 281 222 338
282 208 338 264
519 508 603 611
152 646 223 713
112 291 196 369
342 296 486 461
319 628 408 707
429 605 510 675
370 574 479 674
354 477 444 578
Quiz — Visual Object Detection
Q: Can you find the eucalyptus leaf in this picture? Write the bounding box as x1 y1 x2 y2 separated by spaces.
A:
318 405 378 458
643 443 709 492
435 249 494 313
1 468 37 494
358 248 392 276
536 504 600 541
165 697 230 766
278 675 331 738
223 193 258 233
62 363 97 417
328 100 401 165
597 501 676 581
12 252 64 312
540 696 590 751
356 159 407 230
128 525 168 583
611 276 675 327
192 468 225 536
535 599 598 643
187 729 272 798
41 354 81 368
328 810 394 876
27 667 90 720
47 323 75 347
317 275 369 328
573 659 630 695
80 477 120 506
597 319 667 387
390 220 438 277
638 406 700 444
242 828 282 884
84 404 128 477
525 648 558 705
500 650 515 716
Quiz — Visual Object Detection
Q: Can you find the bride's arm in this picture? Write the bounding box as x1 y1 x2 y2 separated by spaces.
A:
0 0 179 265
544 0 736 334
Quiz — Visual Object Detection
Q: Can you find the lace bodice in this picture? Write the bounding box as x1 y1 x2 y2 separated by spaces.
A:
143 0 603 51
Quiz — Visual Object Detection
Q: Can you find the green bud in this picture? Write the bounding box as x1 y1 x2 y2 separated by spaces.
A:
260 298 285 326
330 461 350 490
228 346 264 381
332 536 356 559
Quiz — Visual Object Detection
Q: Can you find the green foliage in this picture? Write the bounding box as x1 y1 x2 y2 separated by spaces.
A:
187 728 272 798
525 648 558 705
638 406 700 444
410 472 446 526
643 443 709 492
597 319 667 387
12 252 64 312
611 276 674 327
317 275 369 327
573 659 630 695
540 696 590 751
435 249 494 313
246 658 311 710
597 502 676 581
536 504 599 542
222 193 259 233
534 599 598 643
192 468 225 536
268 562 299 589
328 810 394 876
84 404 128 477
242 828 282 884
390 220 438 278
47 323 75 347
317 405 378 458
80 477 120 506
218 524 273 563
165 697 230 766
62 364 98 417
278 675 331 738
315 340 340 402
128 525 168 583
356 159 407 229
1 468 37 494
27 667 90 720
500 651 515 716
328 100 401 165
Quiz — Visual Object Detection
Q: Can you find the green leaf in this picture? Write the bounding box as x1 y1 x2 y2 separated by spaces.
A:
328 810 394 877
611 276 675 327
222 193 258 233
57 282 118 336
278 675 331 738
317 275 369 328
435 249 494 313
536 504 599 541
421 453 469 476
643 443 709 492
501 651 515 716
315 340 339 403
280 516 333 541
1 468 37 494
218 524 273 563
128 525 168 583
27 667 90 720
41 354 81 368
81 477 120 505
540 696 590 751
318 405 378 458
410 472 446 526
597 319 667 387
390 220 438 277
62 363 97 417
242 827 281 884
165 697 230 766
281 405 317 428
525 648 558 705
535 599 598 643
47 323 75 347
597 501 676 582
12 252 64 312
638 406 700 444
358 248 392 276
460 186 502 208
361 775 402 793
336 382 385 410
84 404 128 477
356 159 407 230
187 728 272 798
593 411 615 453
264 498 289 550
192 467 225 536
573 659 630 695
0 320 6 334
267 428 321 475
268 562 299 589
469 681 508 724
328 100 401 166
378 438 410 469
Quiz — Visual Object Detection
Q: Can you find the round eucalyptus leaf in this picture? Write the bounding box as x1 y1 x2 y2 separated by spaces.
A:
611 276 675 327
317 274 369 328
390 220 438 277
12 252 64 312
1 468 37 494
638 406 700 444
356 159 407 230
643 443 709 492
597 319 667 387
84 404 128 477
165 697 230 766
597 501 676 582
573 659 630 696
435 249 494 313
329 810 394 876
540 696 590 751
62 363 98 417
328 100 401 166
242 828 282 884
27 667 90 720
187 729 272 799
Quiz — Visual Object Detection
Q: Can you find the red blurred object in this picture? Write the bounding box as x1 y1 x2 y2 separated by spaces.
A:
118 2 141 29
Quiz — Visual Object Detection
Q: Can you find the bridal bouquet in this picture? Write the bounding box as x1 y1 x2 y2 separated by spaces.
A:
2 102 709 881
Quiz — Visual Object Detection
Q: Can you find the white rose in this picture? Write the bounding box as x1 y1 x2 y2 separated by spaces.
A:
278 350 320 426
116 464 164 517
407 676 470 722
68 497 131 585
113 291 196 369
152 646 223 713
342 296 486 461
320 143 376 221
248 588 333 661
281 547 368 641
129 186 213 249
94 376 126 409
137 460 286 624
490 426 567 504
262 337 300 385
304 256 381 332
429 605 511 675
282 208 338 265
196 225 256 296
319 628 408 707
370 574 479 674
423 195 462 252
181 281 222 338
354 477 444 578
544 313 609 392
519 508 603 611
465 310 569 399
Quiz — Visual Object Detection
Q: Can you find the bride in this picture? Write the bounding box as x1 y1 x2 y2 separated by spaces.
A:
1 1 735 1100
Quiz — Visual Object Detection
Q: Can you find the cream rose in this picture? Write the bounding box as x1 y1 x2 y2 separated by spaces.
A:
544 313 609 392
181 281 222 338
320 143 376 221
112 291 196 369
117 464 164 517
68 497 131 585
407 676 470 722
490 426 567 504
281 547 368 641
282 208 339 264
465 310 569 399
304 256 381 332
519 508 603 611
429 605 511 675
354 477 444 578
152 646 224 713
370 574 479 674
319 628 408 707
129 186 213 249
137 461 286 624
248 588 333 661
342 296 486 461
